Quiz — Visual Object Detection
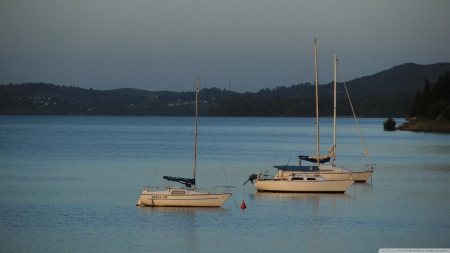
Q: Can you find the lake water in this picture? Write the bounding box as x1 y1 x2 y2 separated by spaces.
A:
1 116 449 252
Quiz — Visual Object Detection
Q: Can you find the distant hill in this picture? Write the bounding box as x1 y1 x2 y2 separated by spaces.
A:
1 62 449 117
0 83 240 116
210 62 450 117
244 62 450 99
329 62 450 98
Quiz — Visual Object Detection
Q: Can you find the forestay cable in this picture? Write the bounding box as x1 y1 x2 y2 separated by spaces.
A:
337 59 372 166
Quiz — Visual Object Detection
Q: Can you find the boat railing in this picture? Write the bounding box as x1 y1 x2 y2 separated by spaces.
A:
141 186 165 192
364 164 376 171
257 170 271 181
208 186 235 194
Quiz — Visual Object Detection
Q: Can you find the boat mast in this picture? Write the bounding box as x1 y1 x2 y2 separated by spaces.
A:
333 54 337 166
314 39 320 169
193 76 199 190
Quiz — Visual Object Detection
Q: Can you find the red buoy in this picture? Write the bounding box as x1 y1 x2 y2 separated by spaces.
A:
240 200 246 209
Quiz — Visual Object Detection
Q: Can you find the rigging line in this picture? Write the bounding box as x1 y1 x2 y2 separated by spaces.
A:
337 60 372 165
288 46 315 118
199 103 231 186
340 154 365 168
150 77 198 185
273 45 315 166
230 194 239 208
149 117 178 183
149 115 186 185
295 45 320 152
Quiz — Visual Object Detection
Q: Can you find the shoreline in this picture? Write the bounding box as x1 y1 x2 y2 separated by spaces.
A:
397 119 450 133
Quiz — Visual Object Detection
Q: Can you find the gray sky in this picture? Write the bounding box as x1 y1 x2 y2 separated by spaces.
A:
1 0 449 92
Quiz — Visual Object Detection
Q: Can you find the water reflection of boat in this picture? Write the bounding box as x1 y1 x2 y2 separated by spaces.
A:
252 192 353 201
138 206 230 214
245 40 354 193
137 77 234 207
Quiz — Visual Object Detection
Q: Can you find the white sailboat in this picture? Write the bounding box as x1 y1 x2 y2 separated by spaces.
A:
276 55 375 182
274 55 375 182
137 76 234 207
318 54 374 182
246 40 354 193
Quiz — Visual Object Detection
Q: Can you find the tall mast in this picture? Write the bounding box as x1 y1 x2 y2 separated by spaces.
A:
333 54 337 166
193 76 199 190
314 39 320 168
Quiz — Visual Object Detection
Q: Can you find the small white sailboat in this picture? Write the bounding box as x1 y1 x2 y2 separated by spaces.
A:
245 40 354 193
137 76 234 207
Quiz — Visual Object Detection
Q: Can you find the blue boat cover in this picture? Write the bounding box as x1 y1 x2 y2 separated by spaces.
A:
163 176 195 188
298 155 330 164
273 165 319 172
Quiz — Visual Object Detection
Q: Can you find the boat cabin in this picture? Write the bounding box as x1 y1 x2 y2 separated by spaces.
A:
286 173 326 182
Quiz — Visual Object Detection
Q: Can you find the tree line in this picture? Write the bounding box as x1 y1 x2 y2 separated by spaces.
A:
210 92 412 118
408 71 450 120
3 71 449 119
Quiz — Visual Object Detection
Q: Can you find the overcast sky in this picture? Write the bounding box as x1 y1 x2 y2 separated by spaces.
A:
1 0 449 92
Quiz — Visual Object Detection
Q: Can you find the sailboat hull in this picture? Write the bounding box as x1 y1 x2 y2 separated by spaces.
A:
320 170 373 182
318 166 373 182
139 189 232 207
254 180 354 193
276 167 373 182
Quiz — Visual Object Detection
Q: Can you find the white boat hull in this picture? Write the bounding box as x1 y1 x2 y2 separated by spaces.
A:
320 170 373 182
276 168 373 182
254 179 354 193
318 166 373 182
139 188 232 207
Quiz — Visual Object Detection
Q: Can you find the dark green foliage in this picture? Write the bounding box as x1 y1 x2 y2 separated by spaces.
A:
426 100 449 120
441 106 450 120
0 82 415 117
2 64 450 117
408 71 450 120
383 117 396 131
211 92 412 117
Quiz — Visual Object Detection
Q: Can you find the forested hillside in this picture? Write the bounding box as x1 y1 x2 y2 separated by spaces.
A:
0 83 238 116
408 71 450 120
397 71 450 133
210 63 450 117
1 62 449 118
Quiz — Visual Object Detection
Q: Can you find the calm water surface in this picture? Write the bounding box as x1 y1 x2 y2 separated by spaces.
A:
1 116 449 252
